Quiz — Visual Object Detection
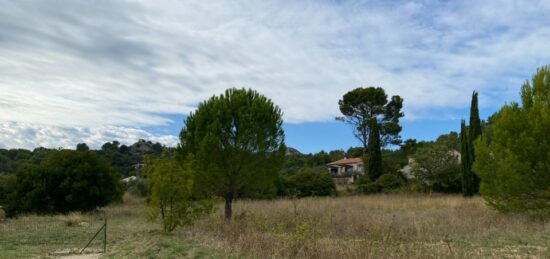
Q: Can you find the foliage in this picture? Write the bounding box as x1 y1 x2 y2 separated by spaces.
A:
0 148 34 174
310 151 332 166
366 121 383 180
460 120 472 196
0 140 171 180
178 88 286 220
280 168 336 197
337 86 404 153
381 149 409 175
474 66 550 214
125 177 149 197
76 143 90 152
400 139 423 156
328 150 345 161
412 132 461 193
357 173 404 194
146 157 213 232
346 147 363 158
0 174 16 207
461 91 482 196
7 150 122 216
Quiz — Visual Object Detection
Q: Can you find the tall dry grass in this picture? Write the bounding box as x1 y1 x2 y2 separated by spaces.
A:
185 195 550 258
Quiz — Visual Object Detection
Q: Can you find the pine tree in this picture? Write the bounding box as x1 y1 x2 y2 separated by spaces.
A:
367 121 382 181
474 66 550 213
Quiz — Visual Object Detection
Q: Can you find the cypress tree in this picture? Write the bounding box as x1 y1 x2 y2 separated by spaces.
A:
468 91 482 193
461 91 482 196
367 121 382 181
460 119 472 196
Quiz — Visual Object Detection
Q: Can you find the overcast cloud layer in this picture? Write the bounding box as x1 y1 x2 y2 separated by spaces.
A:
1 0 550 149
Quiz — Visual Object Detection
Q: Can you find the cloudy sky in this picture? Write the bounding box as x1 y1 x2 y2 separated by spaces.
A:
1 0 549 153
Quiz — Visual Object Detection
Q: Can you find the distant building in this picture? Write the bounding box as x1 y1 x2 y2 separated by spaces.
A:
327 157 364 184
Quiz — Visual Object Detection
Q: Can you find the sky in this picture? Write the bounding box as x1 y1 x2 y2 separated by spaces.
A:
1 0 550 154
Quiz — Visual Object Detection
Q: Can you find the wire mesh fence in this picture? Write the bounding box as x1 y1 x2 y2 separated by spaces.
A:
0 210 106 258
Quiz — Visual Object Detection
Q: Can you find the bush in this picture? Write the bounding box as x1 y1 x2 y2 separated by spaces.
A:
8 150 123 216
357 173 405 194
411 139 461 193
126 178 149 197
280 168 335 197
146 157 214 232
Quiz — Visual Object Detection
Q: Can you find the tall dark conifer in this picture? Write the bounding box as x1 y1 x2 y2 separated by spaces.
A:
460 119 472 196
461 91 481 196
367 121 382 181
468 91 482 193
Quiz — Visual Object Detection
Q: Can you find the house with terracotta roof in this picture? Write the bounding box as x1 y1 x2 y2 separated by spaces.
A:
327 157 364 184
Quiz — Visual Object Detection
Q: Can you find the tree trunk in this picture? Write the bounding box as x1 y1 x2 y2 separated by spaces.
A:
224 193 233 221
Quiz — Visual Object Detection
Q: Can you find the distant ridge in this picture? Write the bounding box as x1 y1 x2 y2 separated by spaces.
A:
286 147 302 156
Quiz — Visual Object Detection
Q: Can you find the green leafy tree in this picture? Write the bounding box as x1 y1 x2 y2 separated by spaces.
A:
337 87 404 154
9 150 122 216
474 66 550 213
346 147 364 158
310 151 331 166
146 156 213 232
461 91 482 196
412 136 461 193
328 150 345 162
178 88 286 220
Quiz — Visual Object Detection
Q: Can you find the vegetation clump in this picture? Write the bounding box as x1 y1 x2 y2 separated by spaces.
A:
474 66 550 214
146 156 213 232
279 167 336 197
7 150 122 216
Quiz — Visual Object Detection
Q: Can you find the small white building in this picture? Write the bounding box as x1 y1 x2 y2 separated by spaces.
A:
327 157 364 184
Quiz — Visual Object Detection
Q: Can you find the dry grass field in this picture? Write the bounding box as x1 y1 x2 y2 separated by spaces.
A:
1 194 549 258
188 195 550 258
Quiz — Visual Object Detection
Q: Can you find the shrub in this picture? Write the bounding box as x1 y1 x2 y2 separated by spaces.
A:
146 156 214 232
126 177 149 197
60 212 84 227
280 168 336 197
411 138 461 193
9 150 123 216
357 173 405 194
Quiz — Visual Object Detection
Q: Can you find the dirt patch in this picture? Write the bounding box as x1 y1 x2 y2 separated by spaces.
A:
50 248 102 259
56 253 101 259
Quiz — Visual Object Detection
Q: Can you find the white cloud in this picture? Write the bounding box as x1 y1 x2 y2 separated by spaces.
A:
0 122 178 150
1 0 550 148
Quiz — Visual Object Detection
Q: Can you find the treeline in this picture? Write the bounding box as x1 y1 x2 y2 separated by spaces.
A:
0 139 169 177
